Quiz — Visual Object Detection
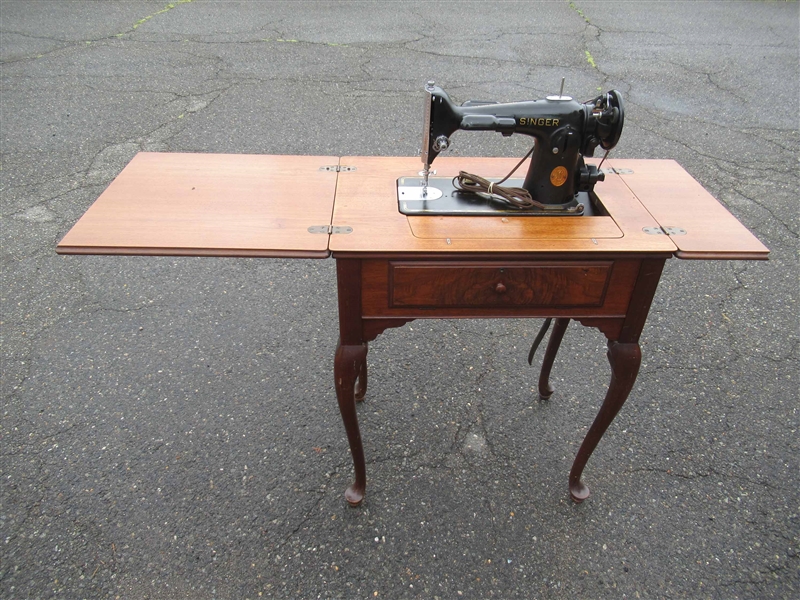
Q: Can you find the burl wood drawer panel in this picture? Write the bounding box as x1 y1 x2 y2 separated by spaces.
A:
389 261 613 309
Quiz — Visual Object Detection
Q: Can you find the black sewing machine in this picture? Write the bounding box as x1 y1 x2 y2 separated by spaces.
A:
397 80 624 216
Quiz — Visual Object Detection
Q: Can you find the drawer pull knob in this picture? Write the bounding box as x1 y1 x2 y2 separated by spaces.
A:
495 282 507 294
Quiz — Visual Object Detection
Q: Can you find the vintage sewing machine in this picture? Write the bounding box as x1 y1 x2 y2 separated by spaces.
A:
398 81 624 216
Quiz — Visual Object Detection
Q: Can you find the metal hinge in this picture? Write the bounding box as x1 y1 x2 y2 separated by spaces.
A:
642 226 687 236
307 225 353 234
600 167 634 175
319 165 356 172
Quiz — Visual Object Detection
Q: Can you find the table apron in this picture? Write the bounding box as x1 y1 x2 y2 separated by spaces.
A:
361 257 643 320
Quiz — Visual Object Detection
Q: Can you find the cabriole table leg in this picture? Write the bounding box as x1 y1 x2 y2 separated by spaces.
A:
538 318 570 400
354 343 368 402
569 340 641 502
334 340 368 506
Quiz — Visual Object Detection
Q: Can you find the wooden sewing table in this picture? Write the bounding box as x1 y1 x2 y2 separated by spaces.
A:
57 153 768 505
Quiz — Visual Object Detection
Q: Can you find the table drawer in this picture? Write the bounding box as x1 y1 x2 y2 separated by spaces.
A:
389 261 613 309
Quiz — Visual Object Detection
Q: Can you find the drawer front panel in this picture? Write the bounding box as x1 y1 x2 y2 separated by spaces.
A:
389 261 613 309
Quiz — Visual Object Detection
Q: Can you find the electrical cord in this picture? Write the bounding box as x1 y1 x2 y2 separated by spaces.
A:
453 142 612 211
452 143 550 209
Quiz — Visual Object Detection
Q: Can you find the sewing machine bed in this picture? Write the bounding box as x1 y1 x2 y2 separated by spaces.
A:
57 154 768 261
397 177 597 217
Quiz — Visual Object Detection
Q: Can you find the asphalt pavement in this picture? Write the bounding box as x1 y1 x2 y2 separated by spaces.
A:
1 1 798 598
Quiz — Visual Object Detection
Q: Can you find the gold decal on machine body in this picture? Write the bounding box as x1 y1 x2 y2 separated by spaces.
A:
550 166 568 187
519 117 560 127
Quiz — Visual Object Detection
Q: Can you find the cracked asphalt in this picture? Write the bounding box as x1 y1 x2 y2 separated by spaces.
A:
1 1 798 598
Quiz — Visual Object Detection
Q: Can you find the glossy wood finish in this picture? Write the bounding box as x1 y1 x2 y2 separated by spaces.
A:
609 159 770 260
54 153 769 506
334 341 367 506
538 318 570 400
406 209 623 240
331 156 768 260
389 261 613 308
57 154 768 262
334 259 368 506
57 153 339 258
333 254 665 504
330 157 678 255
361 257 643 320
327 158 740 504
569 341 641 502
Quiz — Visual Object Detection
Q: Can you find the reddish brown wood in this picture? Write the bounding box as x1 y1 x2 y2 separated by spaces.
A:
58 155 767 261
362 318 415 342
334 341 368 506
361 258 642 320
619 259 666 344
569 341 641 502
355 344 368 402
346 254 666 504
345 254 662 504
538 318 570 400
389 261 612 308
55 246 331 259
574 317 623 341
564 260 664 500
336 259 364 346
335 259 369 504
675 251 768 261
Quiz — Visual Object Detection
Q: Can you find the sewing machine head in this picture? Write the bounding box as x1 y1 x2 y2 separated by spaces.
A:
419 81 624 212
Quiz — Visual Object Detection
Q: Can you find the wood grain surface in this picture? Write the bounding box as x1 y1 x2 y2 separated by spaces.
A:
609 159 770 260
360 257 643 320
389 261 613 308
57 153 768 260
330 156 678 255
57 152 339 258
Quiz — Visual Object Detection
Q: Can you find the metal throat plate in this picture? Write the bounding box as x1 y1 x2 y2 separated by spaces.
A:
398 185 444 201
